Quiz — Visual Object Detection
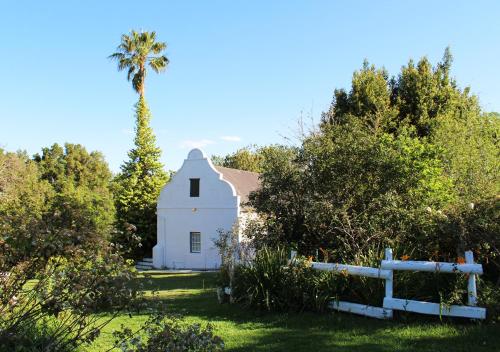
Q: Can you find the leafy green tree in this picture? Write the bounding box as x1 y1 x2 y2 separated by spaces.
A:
322 48 480 138
33 143 115 239
212 145 264 172
212 145 296 173
322 61 397 132
319 48 498 204
0 150 54 264
392 48 474 136
110 30 169 257
432 110 500 202
253 50 499 305
246 145 302 247
250 121 454 257
2 146 115 262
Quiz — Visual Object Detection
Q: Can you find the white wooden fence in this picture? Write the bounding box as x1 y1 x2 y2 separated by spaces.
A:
310 248 486 320
222 249 486 320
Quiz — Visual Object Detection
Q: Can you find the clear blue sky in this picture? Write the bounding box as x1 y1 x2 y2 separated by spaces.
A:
1 1 499 172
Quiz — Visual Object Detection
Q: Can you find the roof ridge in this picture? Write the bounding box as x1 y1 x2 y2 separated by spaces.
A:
214 165 260 175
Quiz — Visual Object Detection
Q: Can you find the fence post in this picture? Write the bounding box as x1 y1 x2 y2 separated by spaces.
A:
465 251 477 306
384 248 393 319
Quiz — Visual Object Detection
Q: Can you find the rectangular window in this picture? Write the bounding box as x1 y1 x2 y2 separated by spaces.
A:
190 232 201 253
190 178 200 197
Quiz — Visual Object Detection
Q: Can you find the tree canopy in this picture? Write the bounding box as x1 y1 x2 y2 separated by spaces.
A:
250 49 499 272
321 48 480 138
109 30 169 97
33 143 116 239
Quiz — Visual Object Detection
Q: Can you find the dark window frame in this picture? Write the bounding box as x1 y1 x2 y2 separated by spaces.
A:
190 232 201 253
190 178 200 197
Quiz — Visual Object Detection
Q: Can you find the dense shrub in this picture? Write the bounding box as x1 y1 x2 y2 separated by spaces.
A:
113 314 224 352
0 243 141 351
231 247 349 312
478 280 500 322
1 318 75 352
436 198 499 283
229 247 488 318
249 121 454 260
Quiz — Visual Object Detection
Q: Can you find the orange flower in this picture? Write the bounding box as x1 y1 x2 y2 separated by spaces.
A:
401 255 410 261
305 256 313 268
456 257 466 264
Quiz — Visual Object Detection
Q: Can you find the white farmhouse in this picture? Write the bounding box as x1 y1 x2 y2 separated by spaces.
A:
152 148 260 269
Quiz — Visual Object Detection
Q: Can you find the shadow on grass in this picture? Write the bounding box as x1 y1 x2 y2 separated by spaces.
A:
136 272 218 290
133 273 500 352
224 325 498 352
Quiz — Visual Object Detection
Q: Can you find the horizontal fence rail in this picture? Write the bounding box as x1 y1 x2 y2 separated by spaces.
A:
328 301 393 320
383 298 486 320
311 262 392 279
310 249 486 320
310 248 394 319
381 260 483 275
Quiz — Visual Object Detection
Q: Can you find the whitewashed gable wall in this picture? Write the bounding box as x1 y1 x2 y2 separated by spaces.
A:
153 149 240 269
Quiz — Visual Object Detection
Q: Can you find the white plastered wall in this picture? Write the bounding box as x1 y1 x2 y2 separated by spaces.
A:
153 148 240 269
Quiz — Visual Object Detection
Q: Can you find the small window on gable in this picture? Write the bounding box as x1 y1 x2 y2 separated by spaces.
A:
190 178 200 197
190 232 201 253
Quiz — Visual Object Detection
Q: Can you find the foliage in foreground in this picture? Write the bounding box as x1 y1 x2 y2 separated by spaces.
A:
0 243 141 352
228 246 498 321
113 314 224 352
231 247 342 312
0 149 140 351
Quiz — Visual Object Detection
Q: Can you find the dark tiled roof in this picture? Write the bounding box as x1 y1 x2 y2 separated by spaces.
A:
215 166 260 204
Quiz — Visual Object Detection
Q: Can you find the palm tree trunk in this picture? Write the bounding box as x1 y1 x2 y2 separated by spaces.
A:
139 64 146 97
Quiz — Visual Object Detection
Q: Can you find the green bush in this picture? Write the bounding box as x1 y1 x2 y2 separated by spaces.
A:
0 317 74 352
0 244 142 351
229 244 495 318
112 314 224 352
478 279 500 323
231 246 350 312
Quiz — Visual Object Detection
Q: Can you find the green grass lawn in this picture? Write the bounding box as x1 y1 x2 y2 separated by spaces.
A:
88 272 499 352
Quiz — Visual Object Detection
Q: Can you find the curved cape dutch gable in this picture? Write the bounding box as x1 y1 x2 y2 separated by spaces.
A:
153 148 259 269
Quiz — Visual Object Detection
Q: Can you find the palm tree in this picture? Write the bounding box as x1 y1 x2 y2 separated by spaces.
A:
109 30 169 97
